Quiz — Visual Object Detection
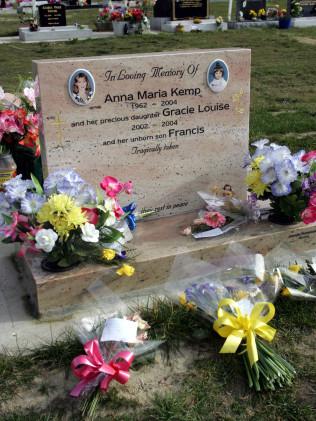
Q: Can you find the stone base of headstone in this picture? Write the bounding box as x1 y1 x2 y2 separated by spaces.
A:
161 19 227 32
19 25 93 41
18 212 316 319
150 17 171 31
228 20 278 29
292 17 316 27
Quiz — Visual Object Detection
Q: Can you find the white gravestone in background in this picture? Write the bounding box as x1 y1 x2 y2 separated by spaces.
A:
33 49 251 218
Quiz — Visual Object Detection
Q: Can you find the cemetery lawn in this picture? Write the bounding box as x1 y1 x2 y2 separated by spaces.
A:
0 298 315 420
0 27 316 149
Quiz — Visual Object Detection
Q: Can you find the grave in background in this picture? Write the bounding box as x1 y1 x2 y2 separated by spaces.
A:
38 3 66 27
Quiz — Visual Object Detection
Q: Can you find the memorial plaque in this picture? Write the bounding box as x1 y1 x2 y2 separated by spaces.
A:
236 0 266 20
33 49 251 218
38 4 66 27
297 0 316 16
174 0 208 20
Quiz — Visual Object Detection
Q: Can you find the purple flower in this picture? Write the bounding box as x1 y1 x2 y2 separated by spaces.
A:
271 180 292 197
20 193 45 214
275 159 297 185
4 175 34 203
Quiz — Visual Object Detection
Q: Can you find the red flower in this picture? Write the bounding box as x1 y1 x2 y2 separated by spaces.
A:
301 151 316 162
82 207 99 225
301 207 316 224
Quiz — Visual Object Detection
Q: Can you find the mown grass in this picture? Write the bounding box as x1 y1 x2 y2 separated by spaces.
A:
0 298 315 420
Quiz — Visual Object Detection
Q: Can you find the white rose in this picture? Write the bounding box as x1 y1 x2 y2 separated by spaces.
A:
35 229 58 252
81 222 100 243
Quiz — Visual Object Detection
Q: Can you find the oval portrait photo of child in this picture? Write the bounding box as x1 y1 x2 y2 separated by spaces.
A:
207 59 229 93
68 69 95 106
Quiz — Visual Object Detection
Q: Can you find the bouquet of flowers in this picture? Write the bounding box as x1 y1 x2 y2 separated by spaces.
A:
245 139 316 224
181 187 259 239
0 79 40 180
265 245 316 300
165 248 296 391
70 305 158 418
97 6 111 22
0 169 137 273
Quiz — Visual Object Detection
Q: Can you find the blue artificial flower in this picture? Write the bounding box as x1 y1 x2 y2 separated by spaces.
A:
122 202 137 231
4 175 34 203
75 185 97 206
292 150 310 174
275 159 297 185
20 193 45 214
271 180 292 197
270 145 291 164
261 166 277 184
258 151 274 173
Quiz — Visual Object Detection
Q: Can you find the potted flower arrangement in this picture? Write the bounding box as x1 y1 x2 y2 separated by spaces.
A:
95 7 113 32
110 9 128 36
0 79 40 187
0 169 137 274
245 139 316 224
277 7 291 29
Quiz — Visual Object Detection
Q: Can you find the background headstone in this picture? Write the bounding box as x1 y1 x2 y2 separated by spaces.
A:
38 4 66 27
153 0 172 18
34 49 251 218
174 0 208 20
236 0 266 20
297 0 316 16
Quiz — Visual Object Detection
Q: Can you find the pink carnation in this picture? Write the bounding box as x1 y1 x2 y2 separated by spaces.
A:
203 211 226 228
301 207 316 224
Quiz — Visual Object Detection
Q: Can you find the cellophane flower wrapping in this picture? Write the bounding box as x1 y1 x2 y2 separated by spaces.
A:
71 290 162 399
265 244 316 300
164 245 296 391
186 191 260 239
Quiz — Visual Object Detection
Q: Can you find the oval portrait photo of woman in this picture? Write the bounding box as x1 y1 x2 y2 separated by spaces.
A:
68 69 95 106
207 59 229 93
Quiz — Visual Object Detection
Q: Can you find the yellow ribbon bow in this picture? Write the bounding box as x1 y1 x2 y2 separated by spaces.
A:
213 298 276 367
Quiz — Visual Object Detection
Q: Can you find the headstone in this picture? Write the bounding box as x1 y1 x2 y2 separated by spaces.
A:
154 0 208 20
174 0 208 20
236 0 266 20
33 49 251 218
38 4 66 27
296 0 316 16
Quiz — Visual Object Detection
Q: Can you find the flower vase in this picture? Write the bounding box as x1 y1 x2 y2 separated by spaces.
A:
41 257 81 273
95 21 113 32
112 21 128 36
279 17 292 29
0 153 17 189
268 213 296 225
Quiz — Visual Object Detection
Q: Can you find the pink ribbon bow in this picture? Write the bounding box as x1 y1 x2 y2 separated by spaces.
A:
70 339 134 397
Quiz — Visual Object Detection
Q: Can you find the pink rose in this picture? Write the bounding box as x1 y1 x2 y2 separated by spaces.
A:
203 211 226 228
100 176 123 198
301 207 316 224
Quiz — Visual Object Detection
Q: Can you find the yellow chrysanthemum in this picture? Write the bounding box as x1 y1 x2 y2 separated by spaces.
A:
37 194 87 239
245 169 268 197
102 248 116 261
281 288 291 296
288 264 302 273
179 292 195 311
116 264 135 277
252 155 264 169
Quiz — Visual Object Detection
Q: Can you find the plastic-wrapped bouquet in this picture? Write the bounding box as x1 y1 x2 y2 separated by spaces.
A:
181 187 259 239
265 245 316 300
70 294 161 418
0 169 137 273
245 139 316 224
165 247 296 391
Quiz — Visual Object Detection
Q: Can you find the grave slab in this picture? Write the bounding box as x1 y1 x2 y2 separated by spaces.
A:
20 214 316 319
19 25 93 41
161 19 227 32
292 16 316 27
